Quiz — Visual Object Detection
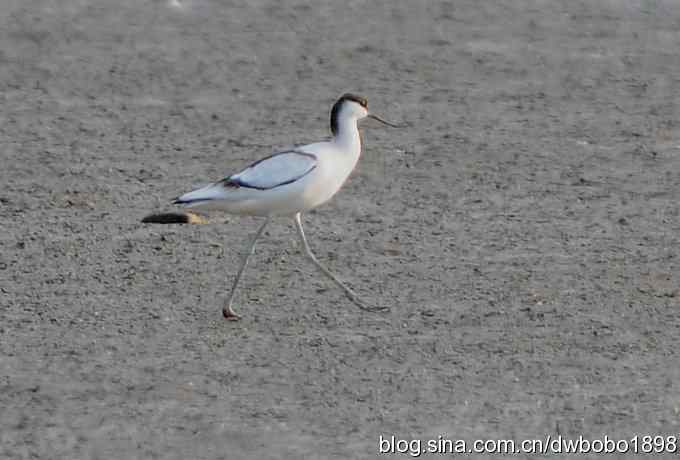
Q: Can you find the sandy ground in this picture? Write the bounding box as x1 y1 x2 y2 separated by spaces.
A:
2 1 680 458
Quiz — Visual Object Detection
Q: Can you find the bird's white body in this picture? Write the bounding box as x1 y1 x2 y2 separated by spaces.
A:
166 94 398 318
176 102 364 216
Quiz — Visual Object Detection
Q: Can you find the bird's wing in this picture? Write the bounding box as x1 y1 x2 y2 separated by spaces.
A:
224 149 317 190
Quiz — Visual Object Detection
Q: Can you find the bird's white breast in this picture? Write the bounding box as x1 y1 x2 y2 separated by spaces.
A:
298 141 361 210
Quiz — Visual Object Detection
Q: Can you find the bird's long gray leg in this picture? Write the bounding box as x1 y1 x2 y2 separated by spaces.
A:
293 213 383 312
223 218 269 319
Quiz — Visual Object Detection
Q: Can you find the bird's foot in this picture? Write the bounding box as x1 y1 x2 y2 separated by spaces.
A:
222 307 241 321
349 294 389 313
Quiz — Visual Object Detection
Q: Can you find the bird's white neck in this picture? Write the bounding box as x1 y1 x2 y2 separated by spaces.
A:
332 117 361 156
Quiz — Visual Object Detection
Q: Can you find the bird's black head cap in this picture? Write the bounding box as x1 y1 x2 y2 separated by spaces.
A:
330 93 368 136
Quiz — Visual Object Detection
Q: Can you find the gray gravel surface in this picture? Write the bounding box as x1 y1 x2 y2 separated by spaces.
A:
1 1 679 459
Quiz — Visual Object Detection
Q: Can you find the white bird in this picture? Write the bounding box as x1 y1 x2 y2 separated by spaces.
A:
171 94 402 319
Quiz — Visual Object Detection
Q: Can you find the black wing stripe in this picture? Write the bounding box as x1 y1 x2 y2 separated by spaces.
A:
220 149 317 191
247 149 317 168
172 197 214 205
225 165 317 190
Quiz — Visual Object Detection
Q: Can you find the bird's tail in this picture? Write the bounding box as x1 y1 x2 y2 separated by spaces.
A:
142 182 226 224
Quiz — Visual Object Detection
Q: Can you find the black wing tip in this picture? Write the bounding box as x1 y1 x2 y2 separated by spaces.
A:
172 197 213 205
